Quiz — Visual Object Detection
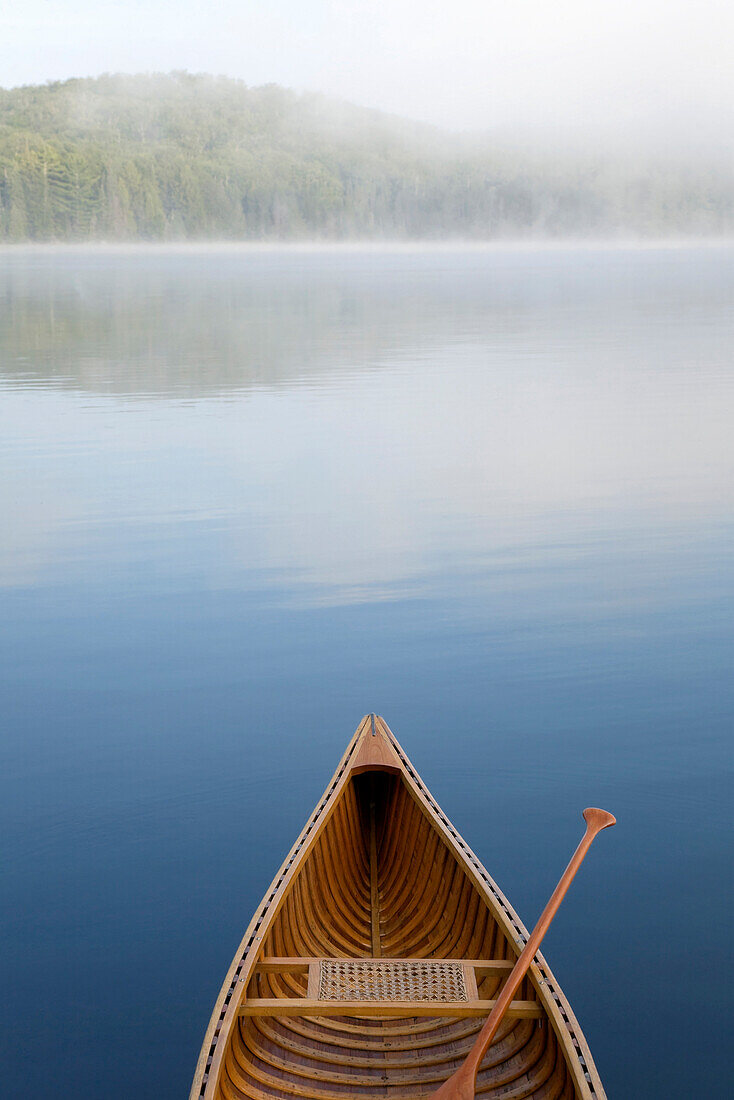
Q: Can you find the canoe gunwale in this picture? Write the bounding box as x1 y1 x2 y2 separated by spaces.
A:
384 724 606 1100
189 716 607 1100
190 720 366 1100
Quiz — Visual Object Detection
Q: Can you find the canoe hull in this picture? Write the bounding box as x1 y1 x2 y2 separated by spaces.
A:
191 716 608 1100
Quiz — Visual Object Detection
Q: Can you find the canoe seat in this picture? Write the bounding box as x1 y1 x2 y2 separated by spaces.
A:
242 957 544 1019
242 957 542 1018
319 959 468 1002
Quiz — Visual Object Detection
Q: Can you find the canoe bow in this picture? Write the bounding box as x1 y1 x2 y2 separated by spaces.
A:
190 715 609 1100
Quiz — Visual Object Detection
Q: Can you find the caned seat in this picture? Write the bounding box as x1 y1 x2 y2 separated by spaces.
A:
318 959 469 1001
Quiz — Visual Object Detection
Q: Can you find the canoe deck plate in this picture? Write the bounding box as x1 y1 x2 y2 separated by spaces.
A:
318 960 468 1002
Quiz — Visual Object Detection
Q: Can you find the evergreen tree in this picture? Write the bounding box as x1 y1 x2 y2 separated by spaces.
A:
0 73 731 241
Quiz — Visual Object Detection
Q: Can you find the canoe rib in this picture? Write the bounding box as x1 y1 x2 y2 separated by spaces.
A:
190 716 607 1100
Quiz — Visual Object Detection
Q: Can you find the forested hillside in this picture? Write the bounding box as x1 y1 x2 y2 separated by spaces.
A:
1 72 732 240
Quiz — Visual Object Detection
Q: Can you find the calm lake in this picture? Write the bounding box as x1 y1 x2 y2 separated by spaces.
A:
1 244 732 1098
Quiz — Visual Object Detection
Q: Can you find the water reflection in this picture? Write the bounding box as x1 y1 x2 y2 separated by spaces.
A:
2 244 733 397
2 246 733 604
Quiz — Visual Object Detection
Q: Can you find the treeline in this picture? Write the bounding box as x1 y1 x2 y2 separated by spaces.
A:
1 72 732 241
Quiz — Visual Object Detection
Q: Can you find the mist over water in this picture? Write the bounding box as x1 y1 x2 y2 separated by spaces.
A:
1 244 733 1098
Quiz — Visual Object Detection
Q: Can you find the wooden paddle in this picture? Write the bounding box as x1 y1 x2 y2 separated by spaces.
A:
428 807 616 1100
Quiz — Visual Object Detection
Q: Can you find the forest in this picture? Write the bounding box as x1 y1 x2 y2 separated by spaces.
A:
1 72 732 241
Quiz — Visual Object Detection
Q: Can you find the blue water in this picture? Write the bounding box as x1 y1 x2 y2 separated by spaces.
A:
1 244 732 1098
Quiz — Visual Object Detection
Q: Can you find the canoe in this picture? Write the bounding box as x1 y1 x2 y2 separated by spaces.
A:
190 715 608 1100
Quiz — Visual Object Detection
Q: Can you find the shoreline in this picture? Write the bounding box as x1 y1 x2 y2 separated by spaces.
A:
2 236 734 256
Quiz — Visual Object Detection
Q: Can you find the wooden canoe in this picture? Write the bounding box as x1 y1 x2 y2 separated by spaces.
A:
190 715 608 1100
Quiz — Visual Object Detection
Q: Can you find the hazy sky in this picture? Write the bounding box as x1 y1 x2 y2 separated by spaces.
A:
3 0 733 142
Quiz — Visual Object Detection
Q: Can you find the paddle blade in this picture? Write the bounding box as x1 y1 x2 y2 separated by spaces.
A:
428 1064 476 1100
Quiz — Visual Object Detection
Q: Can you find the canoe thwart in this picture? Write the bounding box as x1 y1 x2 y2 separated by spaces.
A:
238 997 544 1019
254 956 515 975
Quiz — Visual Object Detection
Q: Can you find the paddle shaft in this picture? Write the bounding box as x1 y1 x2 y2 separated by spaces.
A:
431 807 615 1100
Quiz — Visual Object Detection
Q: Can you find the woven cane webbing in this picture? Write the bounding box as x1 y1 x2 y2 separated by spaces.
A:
318 960 468 1002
